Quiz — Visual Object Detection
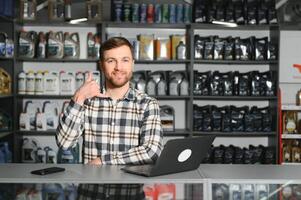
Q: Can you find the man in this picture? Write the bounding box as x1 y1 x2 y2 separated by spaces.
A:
56 37 163 199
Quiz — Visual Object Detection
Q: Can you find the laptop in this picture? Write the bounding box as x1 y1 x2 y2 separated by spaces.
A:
121 135 215 177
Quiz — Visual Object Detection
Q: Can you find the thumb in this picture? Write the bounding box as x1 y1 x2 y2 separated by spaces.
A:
85 71 93 82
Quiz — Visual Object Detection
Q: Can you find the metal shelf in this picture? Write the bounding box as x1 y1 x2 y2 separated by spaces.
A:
0 131 13 139
191 23 279 30
16 130 57 136
193 96 277 101
164 129 191 136
281 134 301 139
0 94 13 99
104 22 188 29
17 94 72 99
193 60 278 65
18 20 98 27
0 57 14 61
135 60 190 64
17 58 98 62
193 131 277 137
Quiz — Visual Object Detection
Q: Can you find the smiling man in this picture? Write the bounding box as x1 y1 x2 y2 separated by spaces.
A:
56 37 163 199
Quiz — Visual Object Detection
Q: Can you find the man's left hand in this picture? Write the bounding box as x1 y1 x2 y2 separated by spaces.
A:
88 157 102 165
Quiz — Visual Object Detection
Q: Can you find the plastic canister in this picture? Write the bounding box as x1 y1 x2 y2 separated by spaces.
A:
35 107 47 131
48 0 65 21
0 68 11 94
87 32 95 58
47 31 64 59
5 38 14 57
18 30 37 58
44 71 59 94
26 70 35 94
57 143 79 164
20 0 37 20
0 109 11 131
37 32 46 58
0 32 7 57
35 70 44 95
75 71 84 89
42 184 64 200
60 71 75 95
94 34 101 59
0 142 12 163
180 77 189 96
44 146 57 163
64 32 80 59
18 71 27 94
36 147 46 163
45 101 58 130
21 138 38 163
86 0 102 20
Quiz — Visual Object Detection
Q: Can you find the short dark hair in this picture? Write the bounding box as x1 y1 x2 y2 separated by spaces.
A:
100 37 134 61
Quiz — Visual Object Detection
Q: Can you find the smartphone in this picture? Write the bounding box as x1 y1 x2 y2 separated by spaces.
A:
31 167 65 175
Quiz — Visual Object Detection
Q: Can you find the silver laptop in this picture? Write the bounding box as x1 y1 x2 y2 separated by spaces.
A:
121 136 215 177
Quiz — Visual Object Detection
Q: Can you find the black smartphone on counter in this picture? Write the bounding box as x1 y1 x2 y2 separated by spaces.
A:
31 167 65 175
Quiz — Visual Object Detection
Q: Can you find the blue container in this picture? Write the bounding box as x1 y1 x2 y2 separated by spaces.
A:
176 4 184 23
140 3 147 23
155 4 162 23
169 4 176 24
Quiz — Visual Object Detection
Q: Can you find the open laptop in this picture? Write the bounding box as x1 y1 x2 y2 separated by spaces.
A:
121 135 215 177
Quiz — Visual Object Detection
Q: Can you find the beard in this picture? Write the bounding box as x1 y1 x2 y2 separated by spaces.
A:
105 70 133 88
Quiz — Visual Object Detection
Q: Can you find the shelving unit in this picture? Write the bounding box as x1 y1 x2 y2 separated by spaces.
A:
1 0 280 164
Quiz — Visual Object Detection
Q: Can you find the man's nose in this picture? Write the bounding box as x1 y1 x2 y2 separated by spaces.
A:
114 60 122 70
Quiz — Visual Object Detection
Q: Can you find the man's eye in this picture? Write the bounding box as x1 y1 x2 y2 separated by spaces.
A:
107 60 113 63
123 59 129 62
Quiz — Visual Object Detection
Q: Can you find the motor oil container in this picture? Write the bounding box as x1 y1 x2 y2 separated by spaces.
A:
0 68 11 94
0 142 12 163
21 137 38 163
20 0 37 21
0 146 5 163
36 147 46 163
0 109 11 131
87 32 95 58
57 143 79 163
59 71 75 95
35 107 47 131
48 0 65 21
18 30 37 58
35 70 44 95
0 32 7 57
64 32 80 59
18 71 27 94
94 34 101 59
5 38 14 57
44 146 57 163
180 77 189 96
75 71 84 89
26 70 35 94
64 184 78 200
44 71 59 94
43 101 58 130
37 32 46 58
19 100 37 130
42 184 64 200
86 0 102 21
146 78 156 96
47 31 64 59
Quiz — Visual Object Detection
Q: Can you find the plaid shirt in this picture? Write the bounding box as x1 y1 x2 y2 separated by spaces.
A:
56 87 163 199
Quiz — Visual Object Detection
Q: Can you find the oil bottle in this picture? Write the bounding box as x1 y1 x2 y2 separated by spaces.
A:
18 30 37 58
0 32 7 57
63 32 80 59
47 31 64 59
20 0 37 21
86 0 102 21
48 0 64 21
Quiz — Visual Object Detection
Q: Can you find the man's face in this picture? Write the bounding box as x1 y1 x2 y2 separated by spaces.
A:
101 45 134 88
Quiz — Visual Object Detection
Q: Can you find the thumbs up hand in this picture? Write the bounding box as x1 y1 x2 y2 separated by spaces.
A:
72 71 107 105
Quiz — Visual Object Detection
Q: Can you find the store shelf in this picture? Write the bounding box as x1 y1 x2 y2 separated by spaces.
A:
16 130 57 136
191 23 279 30
135 60 190 64
193 96 277 101
17 58 98 62
193 131 277 137
0 94 13 99
0 57 14 61
164 129 191 136
0 131 13 139
193 60 277 65
281 162 301 165
104 22 188 29
154 95 190 100
17 94 72 99
18 20 98 27
281 134 301 139
281 105 301 111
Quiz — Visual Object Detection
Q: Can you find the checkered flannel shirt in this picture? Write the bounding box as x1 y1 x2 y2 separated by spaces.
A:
56 87 163 199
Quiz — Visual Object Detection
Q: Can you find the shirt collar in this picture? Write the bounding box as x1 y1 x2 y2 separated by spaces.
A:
103 86 136 101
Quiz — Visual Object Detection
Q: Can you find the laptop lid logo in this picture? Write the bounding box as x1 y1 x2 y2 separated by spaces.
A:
177 149 192 162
